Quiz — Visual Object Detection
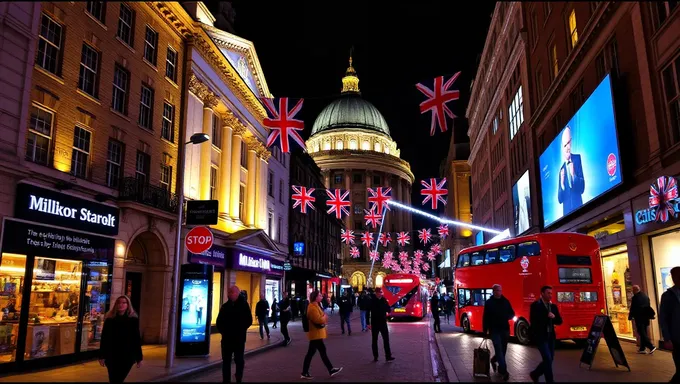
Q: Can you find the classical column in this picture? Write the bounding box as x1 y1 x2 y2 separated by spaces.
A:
230 125 246 221
322 169 330 189
365 170 372 214
384 175 392 232
258 150 270 230
401 179 408 231
218 114 234 217
200 95 218 201
246 138 258 227
253 145 263 229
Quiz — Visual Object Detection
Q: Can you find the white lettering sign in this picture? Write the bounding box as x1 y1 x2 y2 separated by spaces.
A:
29 195 116 228
238 253 270 271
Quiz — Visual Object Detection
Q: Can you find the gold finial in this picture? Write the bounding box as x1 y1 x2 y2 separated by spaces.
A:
342 49 360 94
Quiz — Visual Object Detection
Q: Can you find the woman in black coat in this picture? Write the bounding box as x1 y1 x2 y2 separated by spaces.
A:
271 298 279 329
99 295 143 383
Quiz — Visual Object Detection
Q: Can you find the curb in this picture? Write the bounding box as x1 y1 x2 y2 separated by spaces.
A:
434 331 460 382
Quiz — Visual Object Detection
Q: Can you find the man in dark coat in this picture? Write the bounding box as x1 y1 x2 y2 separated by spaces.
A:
431 292 441 333
529 285 562 384
279 291 292 346
339 290 353 335
217 285 253 383
483 284 515 381
255 294 270 340
659 266 680 383
628 285 656 354
370 287 395 362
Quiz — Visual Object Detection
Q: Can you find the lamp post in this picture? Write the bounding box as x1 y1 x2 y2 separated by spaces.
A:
166 132 210 368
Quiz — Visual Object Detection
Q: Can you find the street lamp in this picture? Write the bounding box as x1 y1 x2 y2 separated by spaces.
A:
166 132 210 368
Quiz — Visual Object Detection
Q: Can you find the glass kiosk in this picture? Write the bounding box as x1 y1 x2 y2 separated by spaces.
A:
176 263 213 357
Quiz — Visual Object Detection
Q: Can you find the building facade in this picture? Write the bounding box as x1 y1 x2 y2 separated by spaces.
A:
306 57 415 291
288 148 343 301
265 145 290 306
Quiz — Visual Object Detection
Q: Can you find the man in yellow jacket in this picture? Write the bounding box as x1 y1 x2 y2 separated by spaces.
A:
301 290 343 380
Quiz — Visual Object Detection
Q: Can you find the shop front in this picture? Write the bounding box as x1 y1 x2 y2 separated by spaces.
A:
188 244 226 333
285 266 316 300
316 272 333 296
0 182 117 370
225 248 284 320
266 261 285 306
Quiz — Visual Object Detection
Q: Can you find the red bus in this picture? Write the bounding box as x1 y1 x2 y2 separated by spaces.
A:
382 274 429 320
454 233 605 345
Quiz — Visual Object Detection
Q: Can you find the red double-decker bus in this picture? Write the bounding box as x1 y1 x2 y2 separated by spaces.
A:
382 274 429 320
454 233 605 345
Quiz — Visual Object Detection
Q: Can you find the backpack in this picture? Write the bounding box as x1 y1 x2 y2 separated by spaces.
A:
643 306 656 320
301 308 309 332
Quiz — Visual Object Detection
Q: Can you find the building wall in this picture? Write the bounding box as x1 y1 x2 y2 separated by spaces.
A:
266 146 289 249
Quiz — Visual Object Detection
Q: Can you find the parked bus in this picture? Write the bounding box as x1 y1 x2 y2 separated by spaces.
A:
454 233 605 345
382 274 429 320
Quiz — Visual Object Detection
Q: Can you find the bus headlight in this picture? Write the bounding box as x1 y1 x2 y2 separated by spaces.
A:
512 316 517 322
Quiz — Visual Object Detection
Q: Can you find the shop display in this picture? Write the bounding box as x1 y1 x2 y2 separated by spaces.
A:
602 252 633 339
0 254 25 363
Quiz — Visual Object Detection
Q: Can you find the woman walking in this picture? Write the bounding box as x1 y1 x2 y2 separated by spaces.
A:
301 291 343 380
271 298 279 329
99 295 143 384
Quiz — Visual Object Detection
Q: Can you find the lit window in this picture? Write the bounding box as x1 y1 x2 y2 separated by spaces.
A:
551 44 559 79
86 1 106 23
116 4 133 46
323 141 331 150
26 106 53 166
314 143 319 152
493 116 499 134
138 85 154 129
162 102 175 142
143 26 158 66
569 10 578 49
160 164 172 191
335 140 343 150
71 126 92 178
361 141 370 150
166 46 178 82
508 86 524 140
135 151 150 184
374 142 382 152
385 146 390 155
112 65 129 114
210 166 218 200
349 139 357 150
212 114 221 148
36 14 63 75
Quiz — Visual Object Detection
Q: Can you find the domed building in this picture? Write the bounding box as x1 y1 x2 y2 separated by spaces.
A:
307 56 414 291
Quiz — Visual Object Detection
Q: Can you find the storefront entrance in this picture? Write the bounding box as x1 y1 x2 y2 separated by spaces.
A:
601 244 634 339
265 279 279 307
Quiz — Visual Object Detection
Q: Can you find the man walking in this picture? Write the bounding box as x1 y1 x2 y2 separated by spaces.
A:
216 286 253 383
255 294 271 340
659 266 680 383
483 284 515 381
529 286 562 384
339 290 353 336
629 285 656 354
370 287 395 362
279 291 292 346
359 292 369 332
431 291 441 333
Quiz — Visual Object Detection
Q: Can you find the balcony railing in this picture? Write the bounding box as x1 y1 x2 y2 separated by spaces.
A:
118 177 179 214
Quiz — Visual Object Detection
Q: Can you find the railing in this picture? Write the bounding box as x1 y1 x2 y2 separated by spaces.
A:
118 177 179 214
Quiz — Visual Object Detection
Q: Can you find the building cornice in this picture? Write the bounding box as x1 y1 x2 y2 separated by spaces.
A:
147 2 194 38
310 150 415 184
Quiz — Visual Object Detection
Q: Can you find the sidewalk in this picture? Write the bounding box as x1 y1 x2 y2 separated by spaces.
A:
0 325 284 383
434 320 676 382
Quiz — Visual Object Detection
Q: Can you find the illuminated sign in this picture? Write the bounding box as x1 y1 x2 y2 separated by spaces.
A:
238 253 271 271
228 250 283 276
293 242 305 256
635 176 680 225
387 279 413 284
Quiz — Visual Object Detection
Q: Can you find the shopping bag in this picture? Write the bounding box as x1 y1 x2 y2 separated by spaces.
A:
473 338 491 378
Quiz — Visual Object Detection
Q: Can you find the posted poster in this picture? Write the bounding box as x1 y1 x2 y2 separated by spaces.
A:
180 279 209 343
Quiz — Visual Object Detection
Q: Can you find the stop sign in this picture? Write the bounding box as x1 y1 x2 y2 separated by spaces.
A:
185 226 213 254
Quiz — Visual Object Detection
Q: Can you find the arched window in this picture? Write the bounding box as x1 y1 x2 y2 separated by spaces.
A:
336 140 344 150
374 142 382 152
384 145 390 155
351 271 367 292
375 272 386 288
349 139 358 150
361 141 370 150
323 141 331 150
313 143 319 152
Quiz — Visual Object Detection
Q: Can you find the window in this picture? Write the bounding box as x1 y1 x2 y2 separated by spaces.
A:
492 116 499 134
323 141 331 151
278 216 283 243
655 2 678 28
86 1 105 23
373 175 381 185
160 164 172 192
518 241 541 257
212 114 221 148
334 174 342 184
596 38 619 81
239 185 246 220
37 14 63 75
336 140 344 150
166 47 178 82
353 173 363 183
508 86 524 140
117 3 133 46
485 249 500 264
106 139 123 188
240 141 247 167
78 44 99 98
558 267 592 284
568 9 578 49
143 26 158 65
374 142 382 152
268 171 274 197
385 146 390 155
456 253 469 268
161 102 174 142
471 289 494 306
550 43 559 80
71 126 91 178
112 65 129 114
26 106 53 165
268 211 274 238
361 141 370 150
536 64 544 101
662 56 680 142
135 151 150 184
138 85 154 129
457 288 471 308
499 245 515 263
349 139 357 150
353 203 363 215
210 166 218 200
470 250 485 266
279 179 284 203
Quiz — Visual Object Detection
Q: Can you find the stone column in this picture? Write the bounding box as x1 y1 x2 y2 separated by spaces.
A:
383 175 392 232
401 179 408 231
258 148 269 230
200 95 218 201
230 125 246 221
253 146 263 229
246 138 258 227
218 114 234 216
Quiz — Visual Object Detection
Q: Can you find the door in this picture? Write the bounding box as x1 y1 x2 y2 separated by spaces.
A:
125 272 142 320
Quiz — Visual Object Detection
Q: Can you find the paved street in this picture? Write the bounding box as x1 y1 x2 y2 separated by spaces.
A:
186 311 445 382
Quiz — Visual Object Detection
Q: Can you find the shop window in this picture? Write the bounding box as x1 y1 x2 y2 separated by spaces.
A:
82 260 111 352
650 232 680 303
211 272 222 326
0 253 27 363
601 248 633 339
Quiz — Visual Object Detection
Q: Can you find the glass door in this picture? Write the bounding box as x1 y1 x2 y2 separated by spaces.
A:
79 261 111 353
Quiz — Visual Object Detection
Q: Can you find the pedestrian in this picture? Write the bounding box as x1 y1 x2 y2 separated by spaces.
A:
98 295 143 384
366 290 373 330
529 286 562 384
271 298 279 329
359 291 369 332
354 291 359 309
445 294 454 324
628 285 657 354
330 294 336 315
339 290 353 336
255 294 271 340
431 291 441 333
659 266 680 383
279 291 292 346
300 290 343 380
483 284 515 381
217 286 253 383
370 287 395 362
292 295 299 321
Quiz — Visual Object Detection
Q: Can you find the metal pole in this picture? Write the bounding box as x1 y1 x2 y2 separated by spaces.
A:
367 206 388 288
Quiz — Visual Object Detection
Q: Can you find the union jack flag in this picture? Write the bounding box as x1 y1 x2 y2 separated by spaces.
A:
340 229 355 245
426 251 436 261
398 251 409 262
360 231 374 248
367 187 392 213
396 231 410 247
418 228 432 245
412 263 421 275
650 176 679 223
369 250 380 262
291 186 315 214
382 258 393 269
422 262 430 272
415 72 461 136
414 250 424 261
437 224 449 239
261 97 306 153
325 189 351 219
421 178 447 210
401 257 411 268
364 207 382 229
383 251 394 261
379 232 392 247
430 243 442 255
349 246 360 258
413 255 422 266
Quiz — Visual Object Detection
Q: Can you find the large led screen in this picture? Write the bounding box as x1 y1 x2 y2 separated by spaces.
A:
539 74 621 227
512 171 531 236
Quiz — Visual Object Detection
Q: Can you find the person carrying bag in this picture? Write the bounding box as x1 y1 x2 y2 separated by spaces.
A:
473 338 491 378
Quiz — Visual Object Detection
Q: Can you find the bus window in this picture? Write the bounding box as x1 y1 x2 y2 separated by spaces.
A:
499 245 516 263
485 249 500 264
518 241 541 257
457 288 471 308
558 267 592 284
471 288 493 306
457 253 470 268
471 251 485 266
556 255 592 265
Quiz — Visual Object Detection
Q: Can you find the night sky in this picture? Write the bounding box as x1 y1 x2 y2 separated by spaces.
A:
214 1 495 230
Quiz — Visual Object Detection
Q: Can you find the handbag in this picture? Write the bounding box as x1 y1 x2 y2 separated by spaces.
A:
473 338 491 378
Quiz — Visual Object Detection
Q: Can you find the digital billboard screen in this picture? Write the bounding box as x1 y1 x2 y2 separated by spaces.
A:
180 278 209 343
539 74 621 227
512 171 531 236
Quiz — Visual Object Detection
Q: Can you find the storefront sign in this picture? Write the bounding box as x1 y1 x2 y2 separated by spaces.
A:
186 200 219 225
227 250 283 276
316 272 332 279
635 176 679 225
189 244 227 267
293 242 305 256
15 183 120 236
283 262 292 271
1 219 115 259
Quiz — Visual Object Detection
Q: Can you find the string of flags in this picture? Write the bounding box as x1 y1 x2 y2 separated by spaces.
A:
348 244 437 276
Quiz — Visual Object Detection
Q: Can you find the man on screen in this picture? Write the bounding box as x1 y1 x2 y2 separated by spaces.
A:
557 126 585 215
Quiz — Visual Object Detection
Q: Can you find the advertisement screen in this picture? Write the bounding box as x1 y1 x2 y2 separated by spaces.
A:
539 74 621 227
180 278 209 343
512 171 531 236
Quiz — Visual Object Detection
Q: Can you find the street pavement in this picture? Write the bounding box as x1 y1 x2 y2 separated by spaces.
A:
186 310 446 382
